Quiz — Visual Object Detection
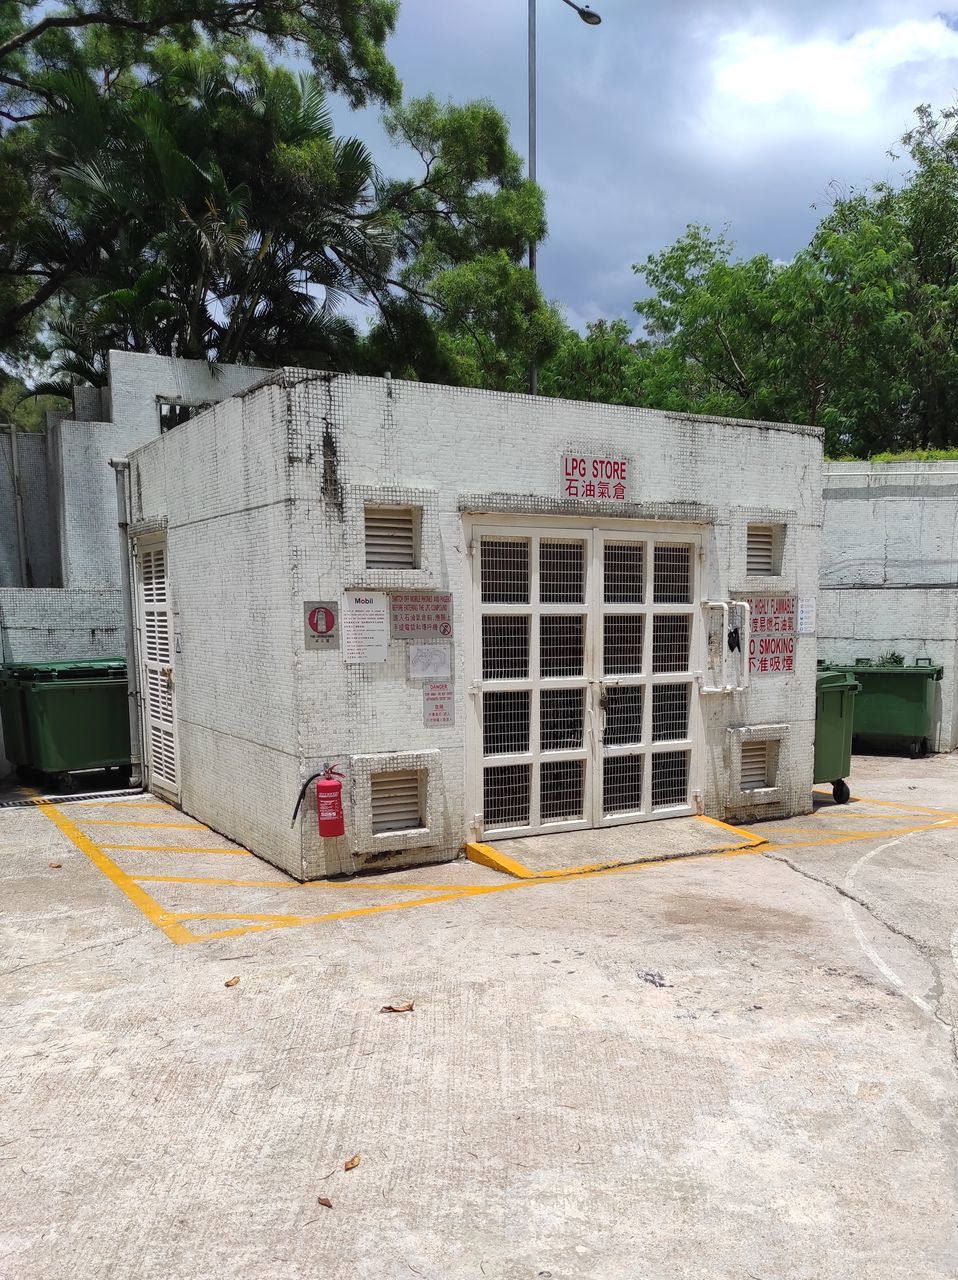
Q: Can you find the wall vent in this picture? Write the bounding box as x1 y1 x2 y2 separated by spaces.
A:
740 740 771 790
371 770 424 833
746 524 777 575
364 506 418 569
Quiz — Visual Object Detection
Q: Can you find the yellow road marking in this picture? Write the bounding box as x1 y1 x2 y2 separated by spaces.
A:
466 842 536 878
763 820 957 851
174 891 491 926
132 873 487 892
696 814 767 846
100 843 252 855
83 819 206 829
35 800 196 945
77 800 170 809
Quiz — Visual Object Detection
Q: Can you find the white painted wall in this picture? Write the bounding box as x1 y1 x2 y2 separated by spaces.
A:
0 353 268 778
131 369 823 879
820 462 958 750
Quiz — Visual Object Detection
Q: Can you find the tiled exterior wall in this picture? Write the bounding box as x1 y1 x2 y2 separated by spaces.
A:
0 432 59 588
820 463 958 750
132 368 823 880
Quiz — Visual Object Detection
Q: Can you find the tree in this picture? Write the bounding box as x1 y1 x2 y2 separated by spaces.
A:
631 105 958 456
537 319 648 405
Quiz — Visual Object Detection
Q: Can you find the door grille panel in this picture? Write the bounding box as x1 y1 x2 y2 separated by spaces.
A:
653 544 692 603
652 615 691 673
651 751 689 809
604 541 645 603
652 683 690 742
482 615 529 679
481 539 529 603
540 688 585 751
483 764 531 828
603 755 643 815
483 691 531 756
604 615 644 675
541 760 585 821
540 615 584 677
540 539 585 603
604 686 644 746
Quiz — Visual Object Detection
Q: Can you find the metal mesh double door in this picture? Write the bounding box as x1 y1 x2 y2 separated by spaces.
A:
472 523 699 838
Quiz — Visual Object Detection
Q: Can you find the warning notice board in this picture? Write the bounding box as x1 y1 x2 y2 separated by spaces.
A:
423 680 454 727
390 591 454 639
746 595 796 676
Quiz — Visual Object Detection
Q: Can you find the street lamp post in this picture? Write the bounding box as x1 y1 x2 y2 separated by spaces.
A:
528 0 601 395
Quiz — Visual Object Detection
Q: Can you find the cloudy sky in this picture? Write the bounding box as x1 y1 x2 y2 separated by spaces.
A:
350 0 958 331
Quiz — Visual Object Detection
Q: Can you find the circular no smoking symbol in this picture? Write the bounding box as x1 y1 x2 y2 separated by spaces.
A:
308 606 336 636
439 622 451 636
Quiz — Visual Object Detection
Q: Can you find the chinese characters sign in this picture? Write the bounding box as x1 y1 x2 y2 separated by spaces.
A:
389 591 454 638
423 680 454 727
303 601 339 650
746 595 796 677
561 454 631 501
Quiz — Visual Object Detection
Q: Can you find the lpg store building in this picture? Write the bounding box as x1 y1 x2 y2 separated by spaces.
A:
124 362 823 880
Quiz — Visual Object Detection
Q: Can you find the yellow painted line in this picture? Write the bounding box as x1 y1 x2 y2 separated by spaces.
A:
840 793 958 821
696 814 767 847
174 890 488 927
466 831 761 881
77 800 171 809
762 820 958 852
34 800 197 945
132 873 487 892
100 843 252 856
83 819 206 829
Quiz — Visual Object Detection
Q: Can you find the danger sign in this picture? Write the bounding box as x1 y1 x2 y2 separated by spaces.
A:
303 600 339 650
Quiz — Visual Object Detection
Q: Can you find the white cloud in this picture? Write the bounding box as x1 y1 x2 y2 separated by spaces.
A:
701 15 958 151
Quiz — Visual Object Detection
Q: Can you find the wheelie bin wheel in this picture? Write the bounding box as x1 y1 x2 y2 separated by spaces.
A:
832 779 850 804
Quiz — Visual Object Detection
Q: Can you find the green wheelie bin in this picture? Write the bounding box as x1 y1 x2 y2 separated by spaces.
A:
0 663 34 771
814 669 860 804
824 659 943 758
17 659 130 784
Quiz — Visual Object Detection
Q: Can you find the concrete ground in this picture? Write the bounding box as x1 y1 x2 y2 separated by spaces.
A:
2 755 958 1279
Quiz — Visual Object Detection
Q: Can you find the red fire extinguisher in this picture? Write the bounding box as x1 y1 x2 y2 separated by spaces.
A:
291 763 346 836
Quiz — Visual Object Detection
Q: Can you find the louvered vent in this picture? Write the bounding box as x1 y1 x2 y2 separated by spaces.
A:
371 770 424 833
746 524 777 575
740 740 771 790
364 506 418 569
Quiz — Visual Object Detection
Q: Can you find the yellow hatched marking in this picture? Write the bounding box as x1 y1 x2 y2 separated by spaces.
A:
35 801 197 945
763 820 958 852
813 791 958 821
132 873 486 892
77 801 171 809
84 819 206 829
100 843 252 856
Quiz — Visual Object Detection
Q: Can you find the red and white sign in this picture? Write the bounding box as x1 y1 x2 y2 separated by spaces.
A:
561 453 631 501
389 591 454 638
303 600 339 650
746 595 796 676
423 680 454 727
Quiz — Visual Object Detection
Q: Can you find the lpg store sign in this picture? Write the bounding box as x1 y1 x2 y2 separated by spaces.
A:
746 595 796 676
561 453 631 501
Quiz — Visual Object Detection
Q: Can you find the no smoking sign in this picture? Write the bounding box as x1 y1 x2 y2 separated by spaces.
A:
303 600 340 650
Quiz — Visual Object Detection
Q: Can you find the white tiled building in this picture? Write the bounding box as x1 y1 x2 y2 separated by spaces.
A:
126 362 824 879
820 461 958 751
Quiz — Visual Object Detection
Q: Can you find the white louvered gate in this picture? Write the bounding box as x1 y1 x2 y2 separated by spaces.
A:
135 538 179 800
468 520 703 838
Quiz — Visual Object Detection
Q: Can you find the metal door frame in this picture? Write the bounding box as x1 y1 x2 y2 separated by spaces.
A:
133 533 180 803
464 514 705 840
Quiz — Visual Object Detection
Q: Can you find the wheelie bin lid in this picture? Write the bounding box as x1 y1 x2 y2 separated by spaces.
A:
816 669 861 693
821 659 943 681
1 658 126 681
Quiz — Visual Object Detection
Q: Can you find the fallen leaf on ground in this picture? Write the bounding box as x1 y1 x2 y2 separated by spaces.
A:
317 1197 333 1209
344 1154 360 1171
48 863 62 869
224 976 240 988
380 1001 414 1013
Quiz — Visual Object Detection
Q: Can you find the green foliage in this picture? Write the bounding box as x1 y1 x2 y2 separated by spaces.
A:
0 372 67 430
538 319 648 405
629 104 958 456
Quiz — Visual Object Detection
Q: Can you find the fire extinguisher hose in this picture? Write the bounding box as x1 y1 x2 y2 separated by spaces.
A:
290 770 327 828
